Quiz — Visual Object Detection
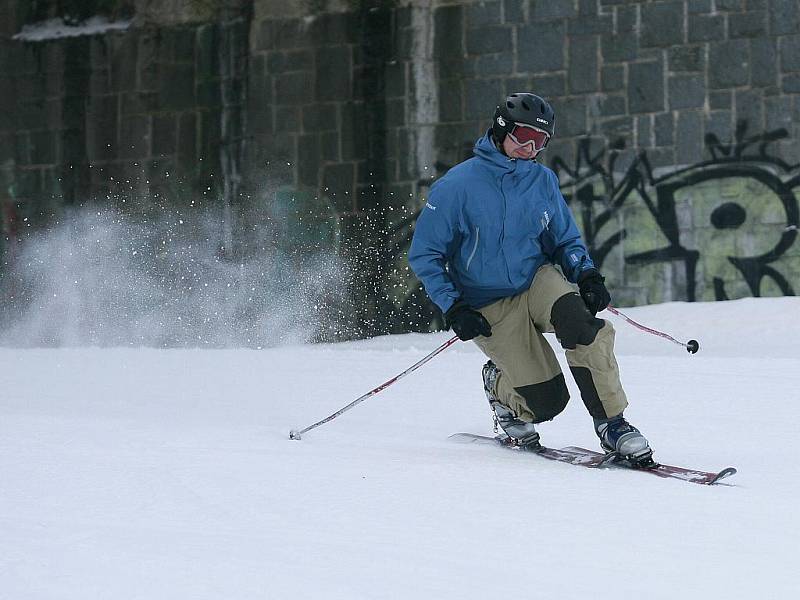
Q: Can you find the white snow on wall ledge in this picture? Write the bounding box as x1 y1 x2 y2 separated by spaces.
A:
12 17 131 41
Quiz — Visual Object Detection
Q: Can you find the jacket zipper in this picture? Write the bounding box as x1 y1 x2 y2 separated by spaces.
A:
466 226 480 271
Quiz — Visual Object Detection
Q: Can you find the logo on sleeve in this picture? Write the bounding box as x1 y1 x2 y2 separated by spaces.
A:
540 210 551 230
426 202 437 211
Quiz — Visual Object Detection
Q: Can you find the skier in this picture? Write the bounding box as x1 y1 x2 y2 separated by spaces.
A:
408 92 654 465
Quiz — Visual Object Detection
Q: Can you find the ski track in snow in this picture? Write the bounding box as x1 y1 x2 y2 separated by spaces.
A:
1 297 799 599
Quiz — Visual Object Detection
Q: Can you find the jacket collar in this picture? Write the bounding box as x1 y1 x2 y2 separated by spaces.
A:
472 129 537 174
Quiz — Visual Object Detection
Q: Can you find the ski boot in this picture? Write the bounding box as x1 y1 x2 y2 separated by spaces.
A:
595 414 655 467
482 361 541 450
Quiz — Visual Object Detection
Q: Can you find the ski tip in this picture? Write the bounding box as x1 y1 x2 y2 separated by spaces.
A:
709 467 737 484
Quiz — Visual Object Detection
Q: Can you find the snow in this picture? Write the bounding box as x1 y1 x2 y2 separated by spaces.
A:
1 297 799 598
12 17 131 42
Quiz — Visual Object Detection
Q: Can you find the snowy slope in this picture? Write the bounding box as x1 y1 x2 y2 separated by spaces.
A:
1 298 799 599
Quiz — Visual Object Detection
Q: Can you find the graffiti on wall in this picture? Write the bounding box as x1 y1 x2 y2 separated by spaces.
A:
551 121 799 303
385 122 799 332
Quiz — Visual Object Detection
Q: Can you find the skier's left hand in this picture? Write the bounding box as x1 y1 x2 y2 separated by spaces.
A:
577 269 611 315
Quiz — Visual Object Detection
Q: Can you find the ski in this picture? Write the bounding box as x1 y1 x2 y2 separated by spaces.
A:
450 433 737 485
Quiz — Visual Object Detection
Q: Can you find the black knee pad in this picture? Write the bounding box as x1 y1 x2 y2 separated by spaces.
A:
550 292 605 350
516 374 570 423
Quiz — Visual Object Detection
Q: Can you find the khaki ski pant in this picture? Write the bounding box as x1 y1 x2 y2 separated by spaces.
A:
473 265 628 424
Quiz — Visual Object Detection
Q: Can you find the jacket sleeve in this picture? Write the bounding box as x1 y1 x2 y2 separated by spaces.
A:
408 182 462 314
540 171 595 283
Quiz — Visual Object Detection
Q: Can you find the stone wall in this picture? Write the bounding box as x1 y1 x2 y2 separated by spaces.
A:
1 0 799 338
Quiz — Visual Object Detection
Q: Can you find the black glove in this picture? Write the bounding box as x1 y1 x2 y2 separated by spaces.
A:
445 301 492 341
577 268 611 316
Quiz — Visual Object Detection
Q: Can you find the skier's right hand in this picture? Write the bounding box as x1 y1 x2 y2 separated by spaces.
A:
445 301 492 341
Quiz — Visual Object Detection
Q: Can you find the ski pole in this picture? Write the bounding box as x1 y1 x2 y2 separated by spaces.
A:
605 305 699 354
289 335 460 440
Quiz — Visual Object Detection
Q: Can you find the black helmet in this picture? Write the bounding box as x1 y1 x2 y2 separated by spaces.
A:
492 93 555 145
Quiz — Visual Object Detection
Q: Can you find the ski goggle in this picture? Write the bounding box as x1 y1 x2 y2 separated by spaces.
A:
507 123 551 151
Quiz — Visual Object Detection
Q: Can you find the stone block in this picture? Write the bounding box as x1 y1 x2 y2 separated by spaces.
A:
729 11 767 38
275 71 314 105
531 0 577 21
769 0 800 35
466 25 512 55
734 88 763 130
568 15 613 35
504 76 532 95
616 5 637 32
764 96 794 132
709 90 732 109
469 1 503 26
669 45 704 72
600 116 633 140
568 36 599 93
267 49 313 74
437 79 464 122
177 112 197 164
601 65 624 92
385 61 406 98
322 163 354 210
598 94 626 116
654 112 674 146
198 111 219 162
464 78 503 119
641 2 685 48
750 38 777 88
321 130 339 162
119 115 151 159
518 21 566 72
780 35 800 72
636 115 653 147
307 12 358 45
297 134 320 187
675 110 704 163
315 46 351 101
688 0 712 13
273 18 314 49
628 60 665 114
669 74 706 110
302 103 338 132
783 73 800 93
152 114 177 156
466 54 513 77
532 73 566 97
195 24 218 77
158 63 196 111
434 6 464 60
275 105 300 132
197 80 222 108
688 15 725 42
504 0 525 23
601 34 637 63
704 110 733 144
708 41 749 88
555 96 588 137
110 34 138 93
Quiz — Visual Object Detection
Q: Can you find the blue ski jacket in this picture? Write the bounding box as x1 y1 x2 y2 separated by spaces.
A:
408 131 595 314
